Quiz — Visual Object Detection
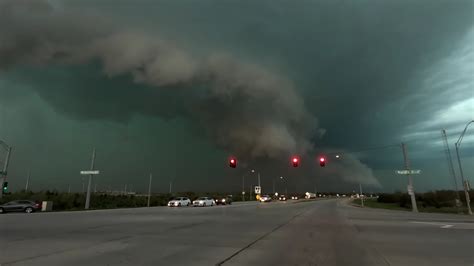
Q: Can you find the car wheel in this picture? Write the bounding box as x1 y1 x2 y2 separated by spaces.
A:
178 203 181 207
25 207 34 213
203 203 206 207
0 207 4 214
187 202 190 206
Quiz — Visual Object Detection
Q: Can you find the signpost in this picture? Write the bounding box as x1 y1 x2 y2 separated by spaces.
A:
399 142 419 213
80 148 99 210
254 186 261 195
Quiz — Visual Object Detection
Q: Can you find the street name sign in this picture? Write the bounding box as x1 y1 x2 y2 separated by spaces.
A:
80 170 100 175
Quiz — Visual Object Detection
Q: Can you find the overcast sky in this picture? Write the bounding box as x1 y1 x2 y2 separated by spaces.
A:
0 0 473 194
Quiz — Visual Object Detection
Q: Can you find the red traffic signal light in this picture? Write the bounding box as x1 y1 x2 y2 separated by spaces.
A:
291 156 299 167
319 156 326 167
229 157 237 168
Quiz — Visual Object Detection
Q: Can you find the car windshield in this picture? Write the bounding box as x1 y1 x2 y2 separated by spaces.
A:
2 1 472 265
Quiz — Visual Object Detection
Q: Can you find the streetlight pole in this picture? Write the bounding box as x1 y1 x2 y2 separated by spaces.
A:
0 140 12 199
455 120 474 215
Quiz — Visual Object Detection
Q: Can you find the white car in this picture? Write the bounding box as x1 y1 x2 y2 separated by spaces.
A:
259 195 272 202
193 197 215 207
167 197 191 207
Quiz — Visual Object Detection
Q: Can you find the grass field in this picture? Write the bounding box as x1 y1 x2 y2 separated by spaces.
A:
352 198 469 214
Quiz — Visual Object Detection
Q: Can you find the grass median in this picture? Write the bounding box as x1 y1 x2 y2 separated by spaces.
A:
352 198 469 214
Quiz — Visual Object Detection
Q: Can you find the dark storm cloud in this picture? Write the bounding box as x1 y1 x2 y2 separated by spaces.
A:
0 0 319 158
1 0 472 191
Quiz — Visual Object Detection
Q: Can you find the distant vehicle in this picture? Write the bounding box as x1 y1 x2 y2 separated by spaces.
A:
291 196 299 200
193 197 215 207
167 197 191 207
0 200 41 213
259 195 272 202
215 195 232 205
305 192 316 199
278 195 287 201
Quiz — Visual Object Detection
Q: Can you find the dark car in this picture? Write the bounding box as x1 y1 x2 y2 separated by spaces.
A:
0 200 41 213
278 195 287 201
215 195 233 205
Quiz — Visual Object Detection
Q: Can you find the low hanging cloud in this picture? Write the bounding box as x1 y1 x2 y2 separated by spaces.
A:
323 151 381 187
0 0 319 158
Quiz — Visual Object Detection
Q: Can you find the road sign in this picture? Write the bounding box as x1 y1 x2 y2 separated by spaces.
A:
80 170 100 175
254 186 261 194
407 185 414 195
396 169 421 175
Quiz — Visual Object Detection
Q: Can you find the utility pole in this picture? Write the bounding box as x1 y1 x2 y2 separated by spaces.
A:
455 120 474 215
0 145 12 199
401 143 418 212
147 173 152 207
359 184 364 207
272 178 275 194
25 170 31 191
441 129 461 210
67 184 71 194
258 172 261 187
84 148 96 210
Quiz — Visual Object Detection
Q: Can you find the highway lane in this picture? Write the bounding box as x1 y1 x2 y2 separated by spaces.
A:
0 199 473 266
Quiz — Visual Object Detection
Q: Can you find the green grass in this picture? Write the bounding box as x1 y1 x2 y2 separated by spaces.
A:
352 198 410 211
352 198 470 214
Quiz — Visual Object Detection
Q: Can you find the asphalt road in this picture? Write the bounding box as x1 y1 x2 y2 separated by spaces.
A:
1 199 473 266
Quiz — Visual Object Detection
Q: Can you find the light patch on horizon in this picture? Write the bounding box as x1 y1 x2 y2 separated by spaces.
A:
403 27 474 147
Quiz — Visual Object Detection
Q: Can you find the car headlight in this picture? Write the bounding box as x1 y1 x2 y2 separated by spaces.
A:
222 199 226 202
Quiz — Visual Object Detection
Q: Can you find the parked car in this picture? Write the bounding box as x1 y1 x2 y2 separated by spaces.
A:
259 195 272 202
167 197 191 207
193 197 215 207
0 200 41 213
215 195 233 205
278 195 287 201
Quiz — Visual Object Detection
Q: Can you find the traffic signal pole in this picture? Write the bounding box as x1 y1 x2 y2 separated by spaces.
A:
0 146 12 199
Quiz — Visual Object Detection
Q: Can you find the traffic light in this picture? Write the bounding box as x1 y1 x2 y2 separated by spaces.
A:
319 156 326 167
2 181 8 193
229 157 237 168
291 156 299 167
